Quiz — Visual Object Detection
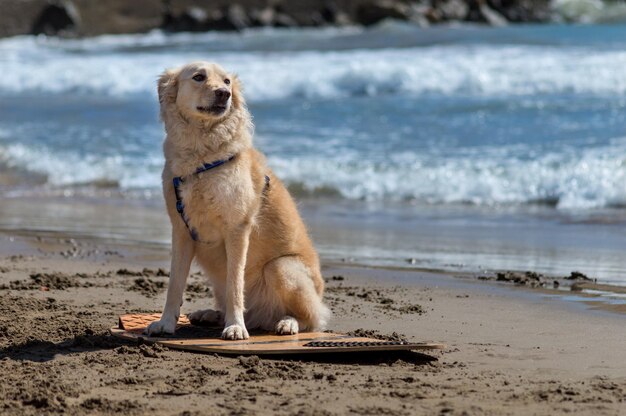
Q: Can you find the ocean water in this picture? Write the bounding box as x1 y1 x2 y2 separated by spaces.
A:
1 23 626 285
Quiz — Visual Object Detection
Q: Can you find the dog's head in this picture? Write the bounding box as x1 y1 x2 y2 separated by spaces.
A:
158 62 244 122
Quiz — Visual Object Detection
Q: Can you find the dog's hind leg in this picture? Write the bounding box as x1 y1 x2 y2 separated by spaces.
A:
190 250 229 327
264 256 331 334
188 309 224 326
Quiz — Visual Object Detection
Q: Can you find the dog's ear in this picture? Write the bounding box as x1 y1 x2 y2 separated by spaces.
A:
157 68 180 105
230 74 246 110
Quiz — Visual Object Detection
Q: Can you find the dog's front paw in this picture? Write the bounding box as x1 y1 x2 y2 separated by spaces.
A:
145 317 177 336
275 316 299 335
222 324 249 340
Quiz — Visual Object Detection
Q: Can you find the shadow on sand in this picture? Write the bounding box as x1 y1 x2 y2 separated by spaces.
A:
0 332 132 362
2 332 438 366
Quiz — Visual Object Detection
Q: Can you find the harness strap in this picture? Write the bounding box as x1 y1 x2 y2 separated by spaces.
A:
263 174 270 193
173 175 200 241
172 155 270 243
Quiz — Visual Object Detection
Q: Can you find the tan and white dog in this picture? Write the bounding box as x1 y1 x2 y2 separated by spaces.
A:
145 61 330 340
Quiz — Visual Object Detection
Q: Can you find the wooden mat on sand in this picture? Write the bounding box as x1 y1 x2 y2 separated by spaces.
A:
110 313 445 356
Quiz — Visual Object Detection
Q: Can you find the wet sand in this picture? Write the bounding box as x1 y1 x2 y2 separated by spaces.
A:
1 233 624 415
3 194 626 288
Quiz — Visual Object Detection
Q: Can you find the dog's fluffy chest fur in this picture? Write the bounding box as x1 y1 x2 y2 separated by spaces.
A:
175 159 257 240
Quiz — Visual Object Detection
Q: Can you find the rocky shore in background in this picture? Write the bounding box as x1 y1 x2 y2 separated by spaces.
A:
0 0 552 39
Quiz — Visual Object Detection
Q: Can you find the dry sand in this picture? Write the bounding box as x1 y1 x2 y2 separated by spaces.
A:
0 233 624 415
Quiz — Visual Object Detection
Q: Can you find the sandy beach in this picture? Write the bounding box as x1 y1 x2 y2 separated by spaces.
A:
1 232 624 416
3 19 626 416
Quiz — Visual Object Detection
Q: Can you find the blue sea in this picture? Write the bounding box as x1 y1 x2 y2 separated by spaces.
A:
1 23 626 286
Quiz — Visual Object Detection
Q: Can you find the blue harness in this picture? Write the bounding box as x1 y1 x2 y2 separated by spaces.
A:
172 154 270 242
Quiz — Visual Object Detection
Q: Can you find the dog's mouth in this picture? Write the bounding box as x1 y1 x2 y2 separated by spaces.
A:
197 105 227 115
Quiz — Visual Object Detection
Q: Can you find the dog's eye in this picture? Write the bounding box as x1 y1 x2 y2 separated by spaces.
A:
192 74 206 82
224 78 231 85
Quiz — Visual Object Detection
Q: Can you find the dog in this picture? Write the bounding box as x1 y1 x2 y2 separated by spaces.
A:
145 62 330 340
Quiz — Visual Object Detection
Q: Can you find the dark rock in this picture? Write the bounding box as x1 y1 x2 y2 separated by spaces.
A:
169 5 251 32
465 0 486 22
496 272 510 282
478 0 509 26
32 3 77 35
460 0 505 25
356 0 412 26
525 271 543 281
565 271 592 281
0 0 163 36
495 271 546 287
488 0 551 23
275 0 328 26
165 0 261 32
72 0 164 36
163 7 226 32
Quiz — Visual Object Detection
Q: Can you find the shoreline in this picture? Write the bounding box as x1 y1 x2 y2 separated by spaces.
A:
326 261 626 314
1 231 624 415
2 220 626 317
2 193 626 303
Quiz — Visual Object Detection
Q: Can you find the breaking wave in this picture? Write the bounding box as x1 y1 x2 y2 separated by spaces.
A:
3 138 626 210
2 29 626 101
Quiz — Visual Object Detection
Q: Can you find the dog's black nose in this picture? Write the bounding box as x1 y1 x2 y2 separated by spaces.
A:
215 88 231 101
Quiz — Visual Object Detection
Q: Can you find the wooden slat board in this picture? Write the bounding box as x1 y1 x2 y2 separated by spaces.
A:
110 313 445 355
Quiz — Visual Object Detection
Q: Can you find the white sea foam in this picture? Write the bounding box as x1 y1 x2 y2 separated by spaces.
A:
2 32 626 100
269 138 626 209
0 142 162 189
3 138 626 210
